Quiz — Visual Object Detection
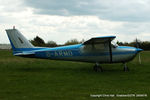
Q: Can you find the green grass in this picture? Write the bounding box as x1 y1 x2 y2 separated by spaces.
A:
0 50 150 100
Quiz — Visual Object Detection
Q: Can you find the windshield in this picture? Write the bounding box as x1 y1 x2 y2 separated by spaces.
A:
111 41 118 48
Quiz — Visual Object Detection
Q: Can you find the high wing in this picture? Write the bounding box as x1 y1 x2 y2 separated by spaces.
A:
83 36 116 45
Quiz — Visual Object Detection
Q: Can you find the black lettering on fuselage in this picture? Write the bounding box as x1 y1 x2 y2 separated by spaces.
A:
54 50 73 57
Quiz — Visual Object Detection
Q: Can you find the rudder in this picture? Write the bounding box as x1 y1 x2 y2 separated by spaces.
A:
6 28 34 51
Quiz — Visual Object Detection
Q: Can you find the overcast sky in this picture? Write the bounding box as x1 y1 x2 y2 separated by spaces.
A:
0 0 150 44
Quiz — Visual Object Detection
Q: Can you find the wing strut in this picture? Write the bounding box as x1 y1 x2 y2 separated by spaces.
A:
108 39 112 63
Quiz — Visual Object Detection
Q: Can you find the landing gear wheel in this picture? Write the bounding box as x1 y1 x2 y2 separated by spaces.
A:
93 65 103 72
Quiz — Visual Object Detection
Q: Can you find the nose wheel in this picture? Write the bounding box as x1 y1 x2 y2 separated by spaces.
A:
93 63 103 72
123 63 129 72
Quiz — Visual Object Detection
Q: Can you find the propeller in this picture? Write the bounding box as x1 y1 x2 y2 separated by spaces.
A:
135 38 141 64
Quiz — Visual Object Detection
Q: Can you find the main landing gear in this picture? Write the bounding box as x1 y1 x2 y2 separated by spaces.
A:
123 63 129 72
93 62 129 72
93 63 103 72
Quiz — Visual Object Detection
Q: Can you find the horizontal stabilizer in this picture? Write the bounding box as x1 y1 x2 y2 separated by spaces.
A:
14 51 35 56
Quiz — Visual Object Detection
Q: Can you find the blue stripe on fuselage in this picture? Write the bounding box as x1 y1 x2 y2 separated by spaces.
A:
13 44 82 51
12 44 82 55
117 46 136 49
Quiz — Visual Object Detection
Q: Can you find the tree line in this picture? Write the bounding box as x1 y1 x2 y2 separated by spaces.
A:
30 36 150 50
30 36 84 47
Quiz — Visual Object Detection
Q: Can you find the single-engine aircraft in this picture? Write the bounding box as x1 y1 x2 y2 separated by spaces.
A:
6 27 143 72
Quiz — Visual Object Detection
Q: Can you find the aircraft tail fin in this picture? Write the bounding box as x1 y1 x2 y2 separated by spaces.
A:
6 28 34 51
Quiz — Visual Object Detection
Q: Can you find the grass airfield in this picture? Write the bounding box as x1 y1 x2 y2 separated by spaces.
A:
0 50 150 100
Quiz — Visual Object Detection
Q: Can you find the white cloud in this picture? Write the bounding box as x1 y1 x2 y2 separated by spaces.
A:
0 0 150 45
24 0 150 22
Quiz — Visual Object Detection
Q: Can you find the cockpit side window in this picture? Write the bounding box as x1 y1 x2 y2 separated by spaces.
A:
94 44 105 50
83 43 105 51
